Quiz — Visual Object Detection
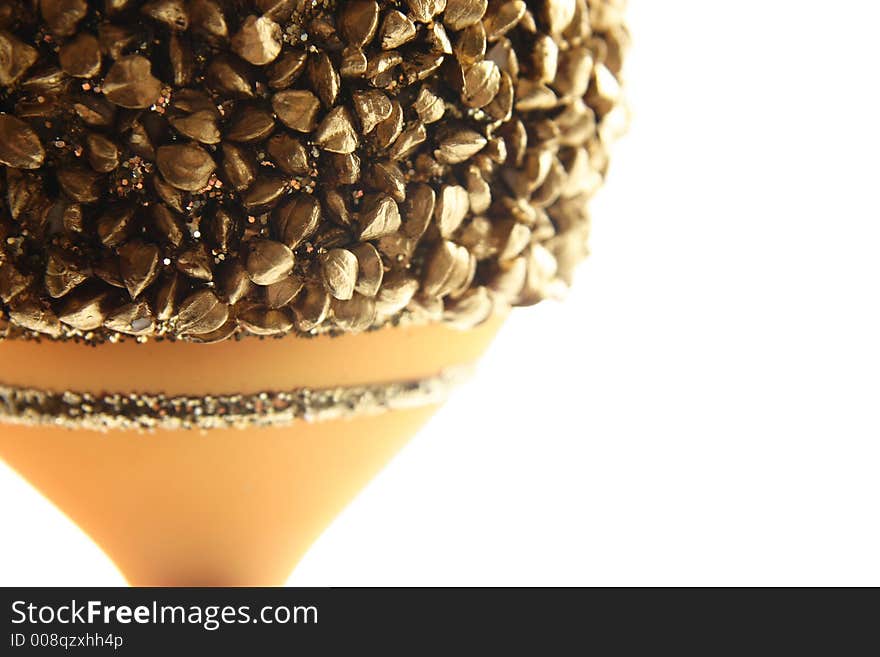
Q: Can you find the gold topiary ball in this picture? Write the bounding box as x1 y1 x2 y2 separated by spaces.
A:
0 0 627 344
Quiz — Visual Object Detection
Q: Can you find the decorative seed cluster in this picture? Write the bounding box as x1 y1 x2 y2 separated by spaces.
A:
0 0 627 344
0 366 469 430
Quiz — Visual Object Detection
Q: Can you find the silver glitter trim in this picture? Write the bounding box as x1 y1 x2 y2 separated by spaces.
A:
0 366 472 432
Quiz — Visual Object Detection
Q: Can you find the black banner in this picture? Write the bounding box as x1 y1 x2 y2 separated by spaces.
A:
0 587 872 653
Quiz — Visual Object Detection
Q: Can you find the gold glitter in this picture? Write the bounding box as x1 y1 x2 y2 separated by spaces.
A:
0 367 471 432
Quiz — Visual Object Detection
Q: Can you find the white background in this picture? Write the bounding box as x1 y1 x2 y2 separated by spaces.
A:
2 0 880 585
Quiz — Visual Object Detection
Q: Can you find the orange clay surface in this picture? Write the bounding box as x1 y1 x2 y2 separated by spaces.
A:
0 315 503 394
0 316 505 585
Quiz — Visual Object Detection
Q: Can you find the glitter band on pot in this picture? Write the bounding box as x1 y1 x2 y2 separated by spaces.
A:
0 366 471 432
0 0 628 345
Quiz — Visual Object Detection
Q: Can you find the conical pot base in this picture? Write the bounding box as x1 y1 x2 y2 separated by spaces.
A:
0 407 438 586
0 317 503 586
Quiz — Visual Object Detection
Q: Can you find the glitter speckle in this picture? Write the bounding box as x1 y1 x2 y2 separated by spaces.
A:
0 368 471 431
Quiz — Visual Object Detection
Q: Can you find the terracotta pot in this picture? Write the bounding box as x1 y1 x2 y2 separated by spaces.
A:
0 315 505 585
